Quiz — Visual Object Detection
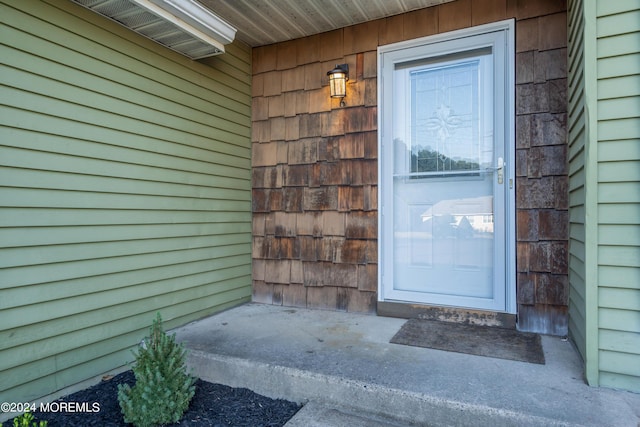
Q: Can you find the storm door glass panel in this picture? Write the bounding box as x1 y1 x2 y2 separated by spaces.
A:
392 48 497 304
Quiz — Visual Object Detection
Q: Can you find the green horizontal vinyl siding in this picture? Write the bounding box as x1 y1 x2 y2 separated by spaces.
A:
567 0 590 368
0 0 252 403
595 0 640 392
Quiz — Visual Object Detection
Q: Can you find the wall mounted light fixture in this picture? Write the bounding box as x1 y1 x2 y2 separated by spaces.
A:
327 64 349 107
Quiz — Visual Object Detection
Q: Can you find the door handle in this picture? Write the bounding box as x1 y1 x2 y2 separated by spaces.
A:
486 157 504 184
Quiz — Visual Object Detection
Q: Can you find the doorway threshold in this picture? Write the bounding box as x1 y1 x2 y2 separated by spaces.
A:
377 301 516 329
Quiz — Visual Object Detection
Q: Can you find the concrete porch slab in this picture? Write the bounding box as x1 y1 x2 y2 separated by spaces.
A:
174 303 640 426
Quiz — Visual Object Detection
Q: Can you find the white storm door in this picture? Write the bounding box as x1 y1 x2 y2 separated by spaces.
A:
379 22 515 312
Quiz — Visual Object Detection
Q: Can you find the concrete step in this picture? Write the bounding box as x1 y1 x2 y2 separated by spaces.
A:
187 350 578 427
175 304 640 427
284 402 411 427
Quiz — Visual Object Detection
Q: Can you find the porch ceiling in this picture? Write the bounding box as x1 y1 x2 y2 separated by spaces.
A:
196 0 455 47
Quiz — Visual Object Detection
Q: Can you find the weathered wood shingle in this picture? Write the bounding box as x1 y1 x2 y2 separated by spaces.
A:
252 1 571 327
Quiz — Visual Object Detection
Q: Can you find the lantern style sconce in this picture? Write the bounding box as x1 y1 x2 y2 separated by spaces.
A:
327 64 349 106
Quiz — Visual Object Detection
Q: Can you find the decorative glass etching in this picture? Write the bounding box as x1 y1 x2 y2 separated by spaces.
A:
410 60 481 174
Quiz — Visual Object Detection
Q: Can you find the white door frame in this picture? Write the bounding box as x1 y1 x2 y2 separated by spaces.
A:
377 20 516 314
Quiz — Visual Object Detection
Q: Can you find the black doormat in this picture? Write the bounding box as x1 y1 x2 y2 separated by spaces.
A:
390 319 545 364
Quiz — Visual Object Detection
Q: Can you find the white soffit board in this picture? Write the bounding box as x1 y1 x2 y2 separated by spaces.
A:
71 0 237 59
197 0 456 47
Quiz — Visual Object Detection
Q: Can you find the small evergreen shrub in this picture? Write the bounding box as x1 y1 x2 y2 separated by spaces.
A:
117 313 195 427
11 411 47 427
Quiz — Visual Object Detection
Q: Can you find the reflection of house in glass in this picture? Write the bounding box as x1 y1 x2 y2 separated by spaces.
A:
420 196 494 235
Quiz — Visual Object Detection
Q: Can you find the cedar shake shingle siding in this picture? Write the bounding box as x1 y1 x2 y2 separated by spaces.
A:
251 32 379 312
514 3 569 335
252 0 570 334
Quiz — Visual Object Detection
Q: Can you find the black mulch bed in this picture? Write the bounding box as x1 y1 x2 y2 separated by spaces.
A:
7 371 301 427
